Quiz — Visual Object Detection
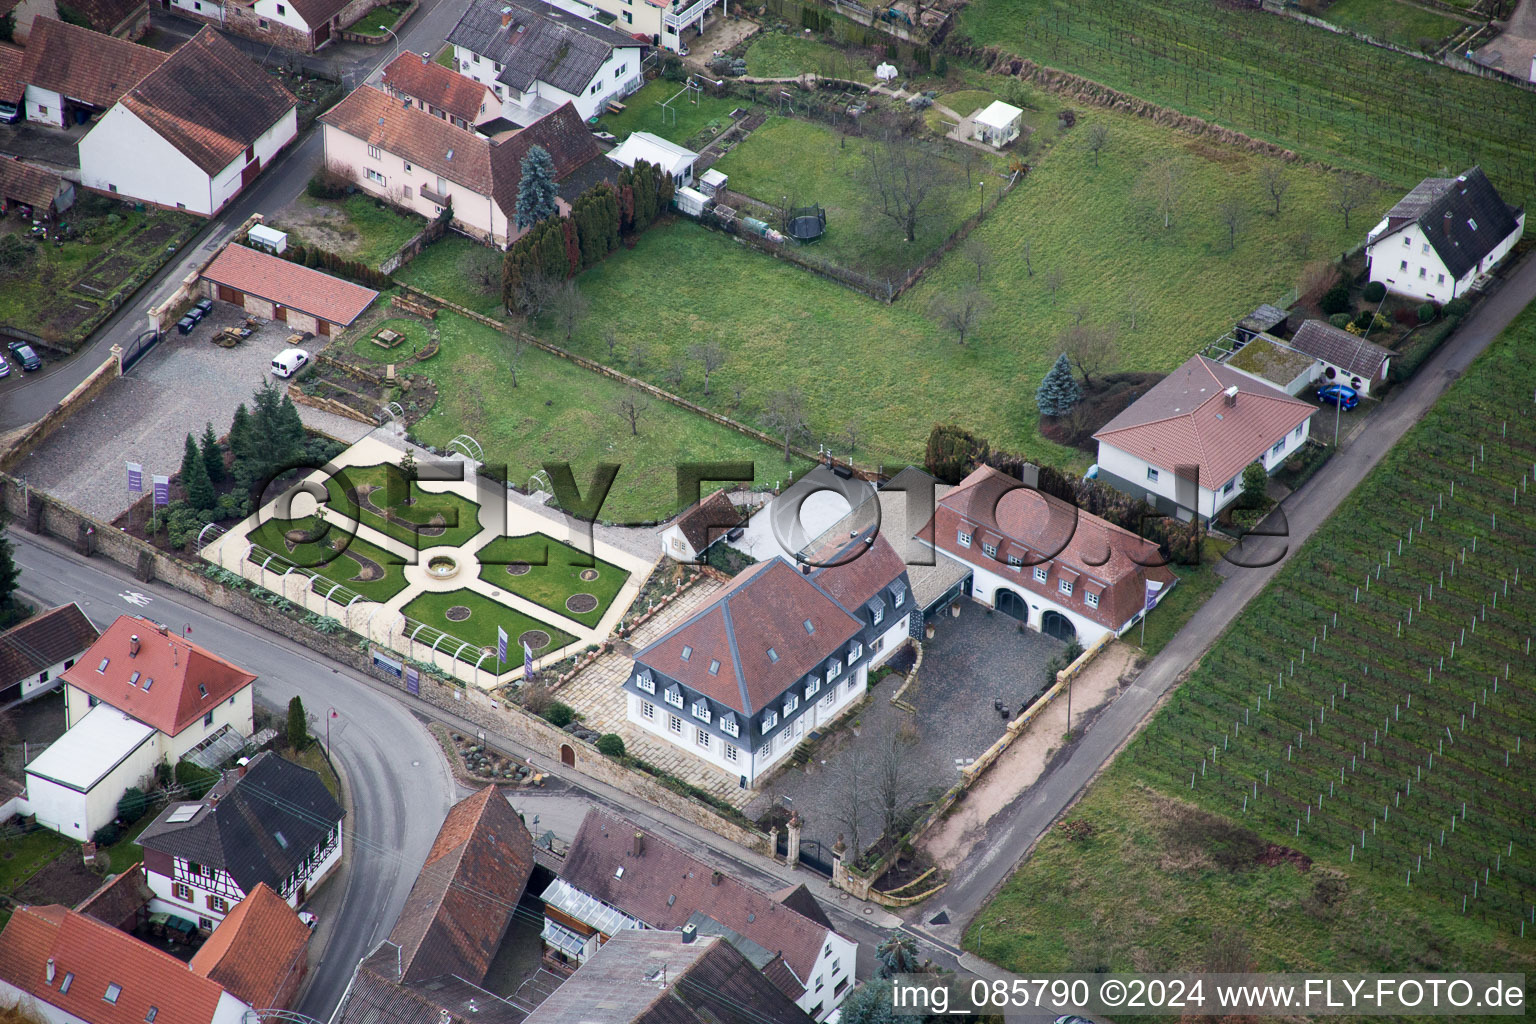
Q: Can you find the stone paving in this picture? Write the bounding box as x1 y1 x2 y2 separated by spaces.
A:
554 574 760 808
12 312 370 521
746 601 1064 860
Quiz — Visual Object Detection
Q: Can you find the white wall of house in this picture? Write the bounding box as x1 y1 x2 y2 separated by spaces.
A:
80 105 215 213
146 861 247 928
659 523 703 561
3 653 81 706
866 614 910 668
23 86 66 127
168 0 224 18
589 0 662 41
25 737 159 842
966 558 1113 648
63 683 254 761
1367 213 1526 303
250 0 316 32
454 43 640 122
208 106 297 214
0 988 250 1024
1095 442 1187 512
801 932 859 1020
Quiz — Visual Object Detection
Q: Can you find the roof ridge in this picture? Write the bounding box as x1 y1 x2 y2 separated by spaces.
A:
719 587 752 714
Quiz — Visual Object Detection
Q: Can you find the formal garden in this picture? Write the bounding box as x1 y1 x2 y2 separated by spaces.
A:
475 534 630 629
322 460 485 548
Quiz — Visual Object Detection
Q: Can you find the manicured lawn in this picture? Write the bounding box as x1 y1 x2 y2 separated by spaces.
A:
543 106 1383 470
1133 560 1223 658
713 115 987 276
349 316 435 364
409 311 810 523
346 0 410 35
476 534 631 627
394 235 505 318
938 90 998 118
323 462 484 549
743 34 875 81
270 193 424 270
246 515 411 603
0 195 198 348
596 79 742 147
401 588 578 671
1320 0 1463 48
435 46 456 68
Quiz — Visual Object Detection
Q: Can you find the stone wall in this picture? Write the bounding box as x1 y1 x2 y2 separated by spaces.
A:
0 352 121 474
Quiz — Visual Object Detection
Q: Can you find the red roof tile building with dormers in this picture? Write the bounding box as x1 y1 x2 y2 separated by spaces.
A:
0 905 254 1024
926 465 1176 646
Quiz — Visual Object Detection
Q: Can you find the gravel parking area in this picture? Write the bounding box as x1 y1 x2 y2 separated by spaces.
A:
12 305 372 521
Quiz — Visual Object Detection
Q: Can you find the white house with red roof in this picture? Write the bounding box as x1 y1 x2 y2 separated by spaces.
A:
1093 354 1316 523
23 616 257 841
626 531 911 786
925 466 1177 647
0 905 253 1024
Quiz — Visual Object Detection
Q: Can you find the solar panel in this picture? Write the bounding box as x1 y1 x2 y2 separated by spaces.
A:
165 804 199 823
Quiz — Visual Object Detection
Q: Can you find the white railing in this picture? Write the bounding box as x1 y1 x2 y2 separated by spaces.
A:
664 0 718 30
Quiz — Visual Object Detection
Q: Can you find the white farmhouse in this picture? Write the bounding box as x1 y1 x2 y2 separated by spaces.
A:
1365 166 1524 304
447 0 644 125
0 603 99 708
78 27 298 215
607 130 697 188
660 488 742 562
17 17 165 128
1094 354 1316 522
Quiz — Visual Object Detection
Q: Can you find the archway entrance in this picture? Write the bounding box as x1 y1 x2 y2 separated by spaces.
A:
1041 610 1076 643
560 744 575 767
995 589 1029 621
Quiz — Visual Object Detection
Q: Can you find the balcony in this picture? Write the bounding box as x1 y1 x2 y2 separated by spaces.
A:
421 184 450 206
663 0 719 30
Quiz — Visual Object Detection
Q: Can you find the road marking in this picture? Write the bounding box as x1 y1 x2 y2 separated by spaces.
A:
119 590 153 607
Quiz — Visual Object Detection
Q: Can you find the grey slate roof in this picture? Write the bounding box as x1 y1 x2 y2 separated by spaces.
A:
1390 167 1521 280
1288 319 1392 380
138 751 343 895
447 0 640 96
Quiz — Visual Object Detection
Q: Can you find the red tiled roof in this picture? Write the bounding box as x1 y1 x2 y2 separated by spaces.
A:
74 864 152 930
671 489 742 553
931 466 1175 632
18 18 165 111
201 244 377 326
59 615 256 736
560 810 837 1000
382 52 492 125
191 883 310 1009
0 42 25 104
1094 355 1315 489
808 530 908 613
121 27 296 176
0 601 98 687
0 906 233 1024
387 786 535 986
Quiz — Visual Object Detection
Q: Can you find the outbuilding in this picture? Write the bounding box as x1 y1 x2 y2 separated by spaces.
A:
972 100 1023 148
24 704 159 841
607 131 697 189
200 243 377 336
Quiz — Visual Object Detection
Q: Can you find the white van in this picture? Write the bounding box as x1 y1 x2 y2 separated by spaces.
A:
271 347 310 378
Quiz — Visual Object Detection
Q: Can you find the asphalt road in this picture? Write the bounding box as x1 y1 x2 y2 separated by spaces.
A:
11 536 458 1024
0 0 466 432
918 251 1536 949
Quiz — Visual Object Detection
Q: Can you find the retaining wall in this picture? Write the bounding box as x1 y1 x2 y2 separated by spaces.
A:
0 352 121 474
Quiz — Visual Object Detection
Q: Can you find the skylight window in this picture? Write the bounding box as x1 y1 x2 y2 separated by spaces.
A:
614 866 624 879
767 648 779 663
680 645 692 661
97 658 109 673
708 659 720 675
146 1009 159 1023
128 672 140 687
104 984 122 1005
198 684 208 699
1468 218 1478 231
274 831 289 849
803 619 815 634
143 678 153 691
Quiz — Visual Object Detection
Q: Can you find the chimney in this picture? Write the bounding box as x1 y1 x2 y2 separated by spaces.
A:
633 831 645 857
500 4 513 26
710 870 721 886
1223 385 1238 407
129 634 140 657
681 923 696 944
421 50 430 64
46 959 55 985
237 756 250 777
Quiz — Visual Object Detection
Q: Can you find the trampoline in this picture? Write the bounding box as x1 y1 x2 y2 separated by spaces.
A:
784 204 827 242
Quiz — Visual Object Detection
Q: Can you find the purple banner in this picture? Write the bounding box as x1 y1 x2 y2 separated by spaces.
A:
152 474 170 507
497 626 509 666
523 640 534 681
1145 578 1164 612
126 462 143 493
405 666 420 696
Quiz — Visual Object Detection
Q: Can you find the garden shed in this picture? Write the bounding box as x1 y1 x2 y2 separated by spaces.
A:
972 100 1023 148
606 131 698 189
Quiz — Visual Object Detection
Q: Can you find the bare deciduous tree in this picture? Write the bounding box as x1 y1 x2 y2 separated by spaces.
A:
630 341 651 374
1060 322 1119 390
1259 163 1289 217
1070 301 1091 327
872 724 921 843
1124 288 1146 332
1330 173 1372 230
1216 193 1247 251
512 269 558 321
931 284 988 345
500 331 528 388
1084 123 1109 167
961 236 991 284
1021 239 1034 277
1043 268 1065 304
663 356 685 390
461 243 502 296
1140 159 1187 230
762 388 810 461
687 340 726 395
613 389 650 436
841 420 862 456
862 127 956 243
603 328 619 361
551 279 589 343
827 749 870 861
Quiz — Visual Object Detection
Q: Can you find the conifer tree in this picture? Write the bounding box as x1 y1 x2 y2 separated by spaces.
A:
181 432 215 512
515 145 558 229
200 421 224 484
1036 352 1084 416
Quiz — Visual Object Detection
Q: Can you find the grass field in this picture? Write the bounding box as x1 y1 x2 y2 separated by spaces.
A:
323 462 484 549
346 0 409 34
744 34 876 81
246 515 410 603
597 80 741 147
546 105 1384 468
271 193 424 270
409 311 811 523
394 235 505 318
713 116 987 275
401 588 579 670
954 0 1536 201
476 534 630 628
1320 0 1465 48
350 317 435 364
968 306 1536 978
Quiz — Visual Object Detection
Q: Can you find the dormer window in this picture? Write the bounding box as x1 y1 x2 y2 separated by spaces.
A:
1059 578 1074 596
982 542 997 558
784 693 799 716
957 530 971 547
635 671 655 693
805 675 820 699
664 685 683 708
680 645 692 662
872 605 884 625
848 641 863 661
1007 554 1023 568
721 714 739 737
892 587 905 608
827 658 842 680
1034 566 1049 584
763 709 778 730
691 699 711 723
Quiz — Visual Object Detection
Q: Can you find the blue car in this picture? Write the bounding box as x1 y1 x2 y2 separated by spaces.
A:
1317 383 1359 410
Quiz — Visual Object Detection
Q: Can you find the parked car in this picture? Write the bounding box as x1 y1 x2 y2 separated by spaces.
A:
194 297 213 317
6 340 41 371
0 354 10 378
1317 383 1359 410
0 101 19 124
271 347 310 378
176 314 199 335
